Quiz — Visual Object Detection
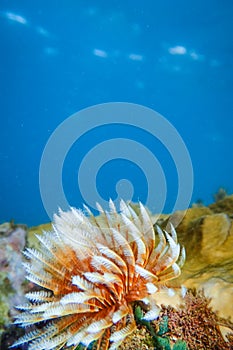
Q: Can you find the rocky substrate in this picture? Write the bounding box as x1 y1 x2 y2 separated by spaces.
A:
1 195 233 349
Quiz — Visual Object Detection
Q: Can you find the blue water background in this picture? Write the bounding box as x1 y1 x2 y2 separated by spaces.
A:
0 0 233 226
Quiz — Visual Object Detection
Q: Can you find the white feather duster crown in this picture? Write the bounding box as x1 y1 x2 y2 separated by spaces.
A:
13 200 185 350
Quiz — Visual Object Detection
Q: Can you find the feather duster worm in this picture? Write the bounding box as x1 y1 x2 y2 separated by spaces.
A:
13 200 185 350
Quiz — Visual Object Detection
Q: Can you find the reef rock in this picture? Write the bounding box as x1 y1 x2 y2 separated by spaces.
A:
169 195 233 322
1 195 233 348
0 223 28 341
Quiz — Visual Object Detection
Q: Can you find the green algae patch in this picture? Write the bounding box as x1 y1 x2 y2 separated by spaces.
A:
0 272 14 336
27 222 52 249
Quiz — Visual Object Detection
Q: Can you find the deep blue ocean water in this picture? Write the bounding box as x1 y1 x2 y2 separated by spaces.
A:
1 0 233 226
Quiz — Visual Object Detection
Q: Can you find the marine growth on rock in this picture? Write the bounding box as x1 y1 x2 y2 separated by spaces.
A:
13 200 185 350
